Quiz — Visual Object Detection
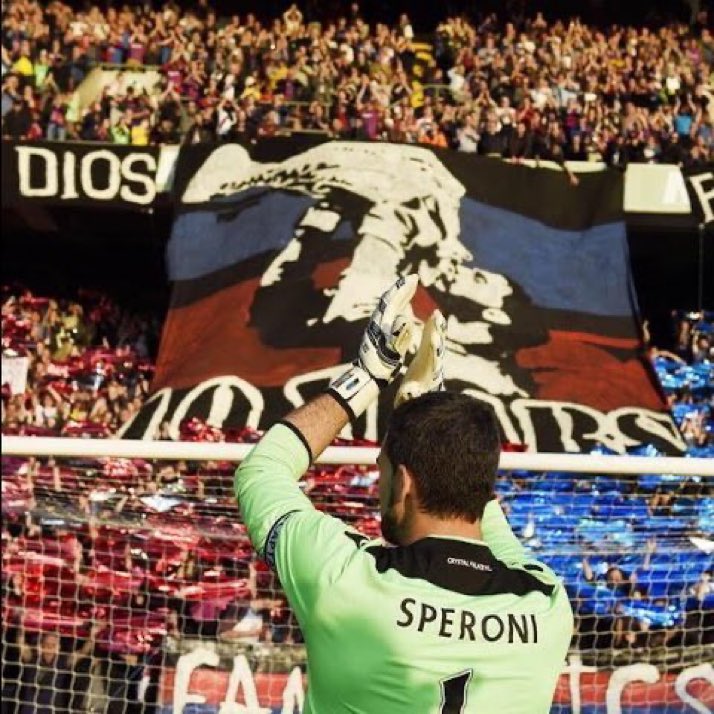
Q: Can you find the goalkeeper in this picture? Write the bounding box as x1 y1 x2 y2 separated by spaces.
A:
234 276 573 713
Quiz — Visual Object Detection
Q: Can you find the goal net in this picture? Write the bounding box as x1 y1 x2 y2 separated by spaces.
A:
1 443 712 714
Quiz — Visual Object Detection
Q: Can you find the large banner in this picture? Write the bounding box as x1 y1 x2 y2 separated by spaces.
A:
157 652 714 714
120 138 685 454
1 141 159 207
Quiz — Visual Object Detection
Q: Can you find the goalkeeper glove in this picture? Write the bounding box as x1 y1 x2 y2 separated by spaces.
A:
394 309 447 407
328 275 417 419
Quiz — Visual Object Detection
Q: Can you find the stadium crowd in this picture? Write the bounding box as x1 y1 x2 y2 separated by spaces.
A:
1 288 158 438
1 1 713 165
1 287 713 712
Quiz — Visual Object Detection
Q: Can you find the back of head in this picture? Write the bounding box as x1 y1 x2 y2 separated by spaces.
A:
384 391 500 522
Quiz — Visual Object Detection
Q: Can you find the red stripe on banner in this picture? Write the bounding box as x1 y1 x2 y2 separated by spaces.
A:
515 330 666 412
311 257 351 291
412 284 441 322
153 266 441 394
152 277 341 392
545 331 640 349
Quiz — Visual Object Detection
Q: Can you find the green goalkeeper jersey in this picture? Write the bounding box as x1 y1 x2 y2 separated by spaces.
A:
235 423 573 714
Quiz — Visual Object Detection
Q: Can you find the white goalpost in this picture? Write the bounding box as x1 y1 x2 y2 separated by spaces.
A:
1 437 712 714
3 435 713 475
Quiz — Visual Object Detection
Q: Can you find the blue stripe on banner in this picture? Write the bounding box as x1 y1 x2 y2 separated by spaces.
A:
168 190 316 281
168 189 629 319
459 198 630 317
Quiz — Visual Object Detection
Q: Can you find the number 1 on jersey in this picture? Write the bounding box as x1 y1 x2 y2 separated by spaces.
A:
439 669 473 713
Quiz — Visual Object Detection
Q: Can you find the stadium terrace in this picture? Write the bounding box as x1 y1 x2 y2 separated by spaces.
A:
1 1 712 166
1 1 713 713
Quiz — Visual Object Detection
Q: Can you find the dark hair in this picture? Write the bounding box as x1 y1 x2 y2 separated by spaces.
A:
383 391 500 521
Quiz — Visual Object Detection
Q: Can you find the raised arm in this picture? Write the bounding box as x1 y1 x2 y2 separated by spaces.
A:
481 497 527 564
281 395 349 463
71 621 102 667
18 624 32 663
581 556 595 582
234 276 418 557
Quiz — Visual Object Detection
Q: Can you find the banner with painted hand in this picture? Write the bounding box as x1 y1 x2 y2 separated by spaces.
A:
1 141 159 207
120 137 685 454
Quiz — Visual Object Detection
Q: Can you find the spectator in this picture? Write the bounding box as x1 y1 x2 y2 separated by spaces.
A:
131 117 150 145
457 111 480 152
283 4 303 36
1 74 21 118
693 333 712 363
218 564 281 644
45 96 68 141
691 570 714 601
104 652 147 714
110 115 131 144
507 120 534 159
682 570 714 646
565 133 588 161
18 631 72 714
2 98 30 139
479 112 506 155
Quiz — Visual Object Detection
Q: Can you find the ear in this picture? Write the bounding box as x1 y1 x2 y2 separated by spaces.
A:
396 464 416 501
